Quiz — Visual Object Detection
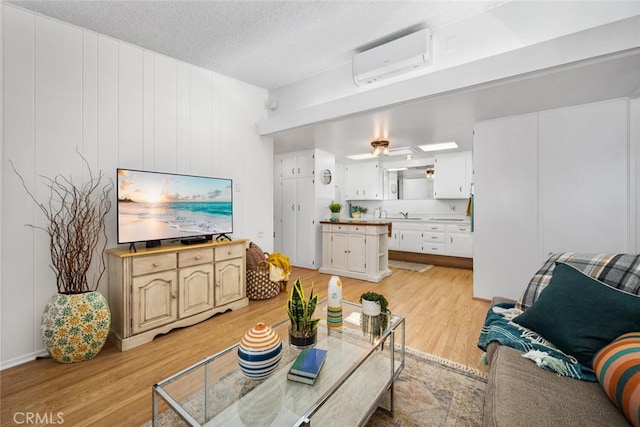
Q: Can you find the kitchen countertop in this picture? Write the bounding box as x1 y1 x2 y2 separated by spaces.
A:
324 216 470 224
319 219 392 225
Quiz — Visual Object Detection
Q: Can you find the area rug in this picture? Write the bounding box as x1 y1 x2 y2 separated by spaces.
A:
145 347 486 426
367 348 487 426
388 260 434 273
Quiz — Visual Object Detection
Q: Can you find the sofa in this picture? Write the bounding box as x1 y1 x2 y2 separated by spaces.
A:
479 253 640 427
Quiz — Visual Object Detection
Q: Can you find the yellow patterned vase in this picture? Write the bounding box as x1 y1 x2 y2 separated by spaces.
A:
41 291 111 363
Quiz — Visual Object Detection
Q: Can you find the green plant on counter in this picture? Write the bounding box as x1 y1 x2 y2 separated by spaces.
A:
328 201 342 213
351 205 368 216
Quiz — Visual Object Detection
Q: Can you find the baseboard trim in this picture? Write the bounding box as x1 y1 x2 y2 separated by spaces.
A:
389 251 473 270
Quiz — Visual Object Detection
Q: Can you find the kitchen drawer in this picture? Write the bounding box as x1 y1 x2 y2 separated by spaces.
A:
423 232 445 243
424 223 445 232
179 248 214 268
330 224 366 234
446 224 471 233
330 224 349 233
423 243 445 254
132 253 177 276
215 243 244 261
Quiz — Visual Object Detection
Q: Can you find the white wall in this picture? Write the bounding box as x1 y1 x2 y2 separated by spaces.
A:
1 4 273 369
473 98 636 301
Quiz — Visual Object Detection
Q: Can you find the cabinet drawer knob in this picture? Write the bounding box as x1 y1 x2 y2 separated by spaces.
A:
153 262 159 267
228 250 233 255
195 255 201 260
171 293 177 299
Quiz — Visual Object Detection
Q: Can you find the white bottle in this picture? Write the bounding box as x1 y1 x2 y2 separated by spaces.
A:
327 276 343 328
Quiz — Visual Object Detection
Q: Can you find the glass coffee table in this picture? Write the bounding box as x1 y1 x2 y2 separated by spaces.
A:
152 299 405 426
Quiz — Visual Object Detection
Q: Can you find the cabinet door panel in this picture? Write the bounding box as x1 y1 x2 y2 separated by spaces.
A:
347 234 366 273
281 179 297 263
132 270 177 334
399 229 422 252
330 233 348 271
215 259 243 306
296 152 315 177
179 265 214 318
539 99 629 254
296 177 316 268
434 152 466 199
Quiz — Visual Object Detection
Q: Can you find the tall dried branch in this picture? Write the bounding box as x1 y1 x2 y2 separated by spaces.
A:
10 149 113 294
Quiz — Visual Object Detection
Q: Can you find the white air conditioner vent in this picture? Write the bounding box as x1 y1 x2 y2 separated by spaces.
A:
353 29 432 86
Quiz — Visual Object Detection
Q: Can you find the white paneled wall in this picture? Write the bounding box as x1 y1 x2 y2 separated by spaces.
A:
1 4 272 368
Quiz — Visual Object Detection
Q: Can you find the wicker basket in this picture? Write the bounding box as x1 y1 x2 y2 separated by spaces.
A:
246 261 285 300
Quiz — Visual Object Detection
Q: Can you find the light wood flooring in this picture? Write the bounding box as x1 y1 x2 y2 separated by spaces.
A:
1 265 490 426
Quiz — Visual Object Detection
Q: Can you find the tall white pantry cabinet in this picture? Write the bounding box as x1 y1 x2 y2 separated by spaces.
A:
473 97 636 301
274 149 335 268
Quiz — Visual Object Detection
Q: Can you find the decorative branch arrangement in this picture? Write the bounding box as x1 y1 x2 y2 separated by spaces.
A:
10 150 113 294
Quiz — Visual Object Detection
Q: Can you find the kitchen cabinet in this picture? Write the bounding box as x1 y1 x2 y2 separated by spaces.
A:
345 161 383 200
107 240 248 351
445 224 473 257
274 149 335 269
422 222 446 255
389 220 472 258
434 151 472 199
280 150 315 179
280 177 316 268
320 221 391 282
396 223 423 253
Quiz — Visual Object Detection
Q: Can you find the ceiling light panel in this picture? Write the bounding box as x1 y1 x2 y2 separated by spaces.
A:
418 141 459 152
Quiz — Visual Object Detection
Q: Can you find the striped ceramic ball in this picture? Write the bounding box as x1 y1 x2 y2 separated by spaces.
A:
237 322 282 381
593 331 640 427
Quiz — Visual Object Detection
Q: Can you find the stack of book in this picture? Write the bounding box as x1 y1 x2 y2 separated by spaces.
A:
287 348 328 385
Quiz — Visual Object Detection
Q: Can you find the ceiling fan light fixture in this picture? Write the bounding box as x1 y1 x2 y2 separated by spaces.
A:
418 141 459 152
371 140 390 156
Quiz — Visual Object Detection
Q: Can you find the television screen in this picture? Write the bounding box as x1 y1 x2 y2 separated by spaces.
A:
117 169 233 245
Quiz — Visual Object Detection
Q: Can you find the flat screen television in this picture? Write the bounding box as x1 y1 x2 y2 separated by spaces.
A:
117 168 233 248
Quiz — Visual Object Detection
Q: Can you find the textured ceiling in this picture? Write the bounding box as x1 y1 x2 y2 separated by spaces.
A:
7 0 503 89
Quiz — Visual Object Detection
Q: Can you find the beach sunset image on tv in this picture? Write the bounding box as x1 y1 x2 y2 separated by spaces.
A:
117 169 233 244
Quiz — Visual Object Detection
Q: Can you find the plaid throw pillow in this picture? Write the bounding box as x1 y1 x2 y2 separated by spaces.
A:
517 253 640 311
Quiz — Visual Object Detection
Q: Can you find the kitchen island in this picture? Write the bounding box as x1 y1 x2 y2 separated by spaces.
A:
319 220 392 283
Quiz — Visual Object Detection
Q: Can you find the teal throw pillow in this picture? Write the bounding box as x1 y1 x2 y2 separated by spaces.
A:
513 262 640 368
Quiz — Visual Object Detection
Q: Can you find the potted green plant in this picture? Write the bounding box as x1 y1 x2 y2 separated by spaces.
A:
287 277 321 349
328 201 342 221
11 150 113 363
359 291 390 341
351 205 368 218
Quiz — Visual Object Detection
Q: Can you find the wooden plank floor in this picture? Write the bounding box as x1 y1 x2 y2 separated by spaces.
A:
0 265 490 426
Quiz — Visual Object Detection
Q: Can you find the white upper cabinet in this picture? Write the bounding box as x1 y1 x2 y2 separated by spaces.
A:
281 150 315 179
345 161 383 200
434 151 472 199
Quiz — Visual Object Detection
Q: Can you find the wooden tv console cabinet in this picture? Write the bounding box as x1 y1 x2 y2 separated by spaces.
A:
106 239 248 351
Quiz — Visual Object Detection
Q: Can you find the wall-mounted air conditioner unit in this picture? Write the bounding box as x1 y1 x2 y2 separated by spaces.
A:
353 28 432 86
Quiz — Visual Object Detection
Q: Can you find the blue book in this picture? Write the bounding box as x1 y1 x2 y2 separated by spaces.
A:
288 348 327 379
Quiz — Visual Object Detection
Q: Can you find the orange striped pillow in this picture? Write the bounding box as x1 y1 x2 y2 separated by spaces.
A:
593 332 640 427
